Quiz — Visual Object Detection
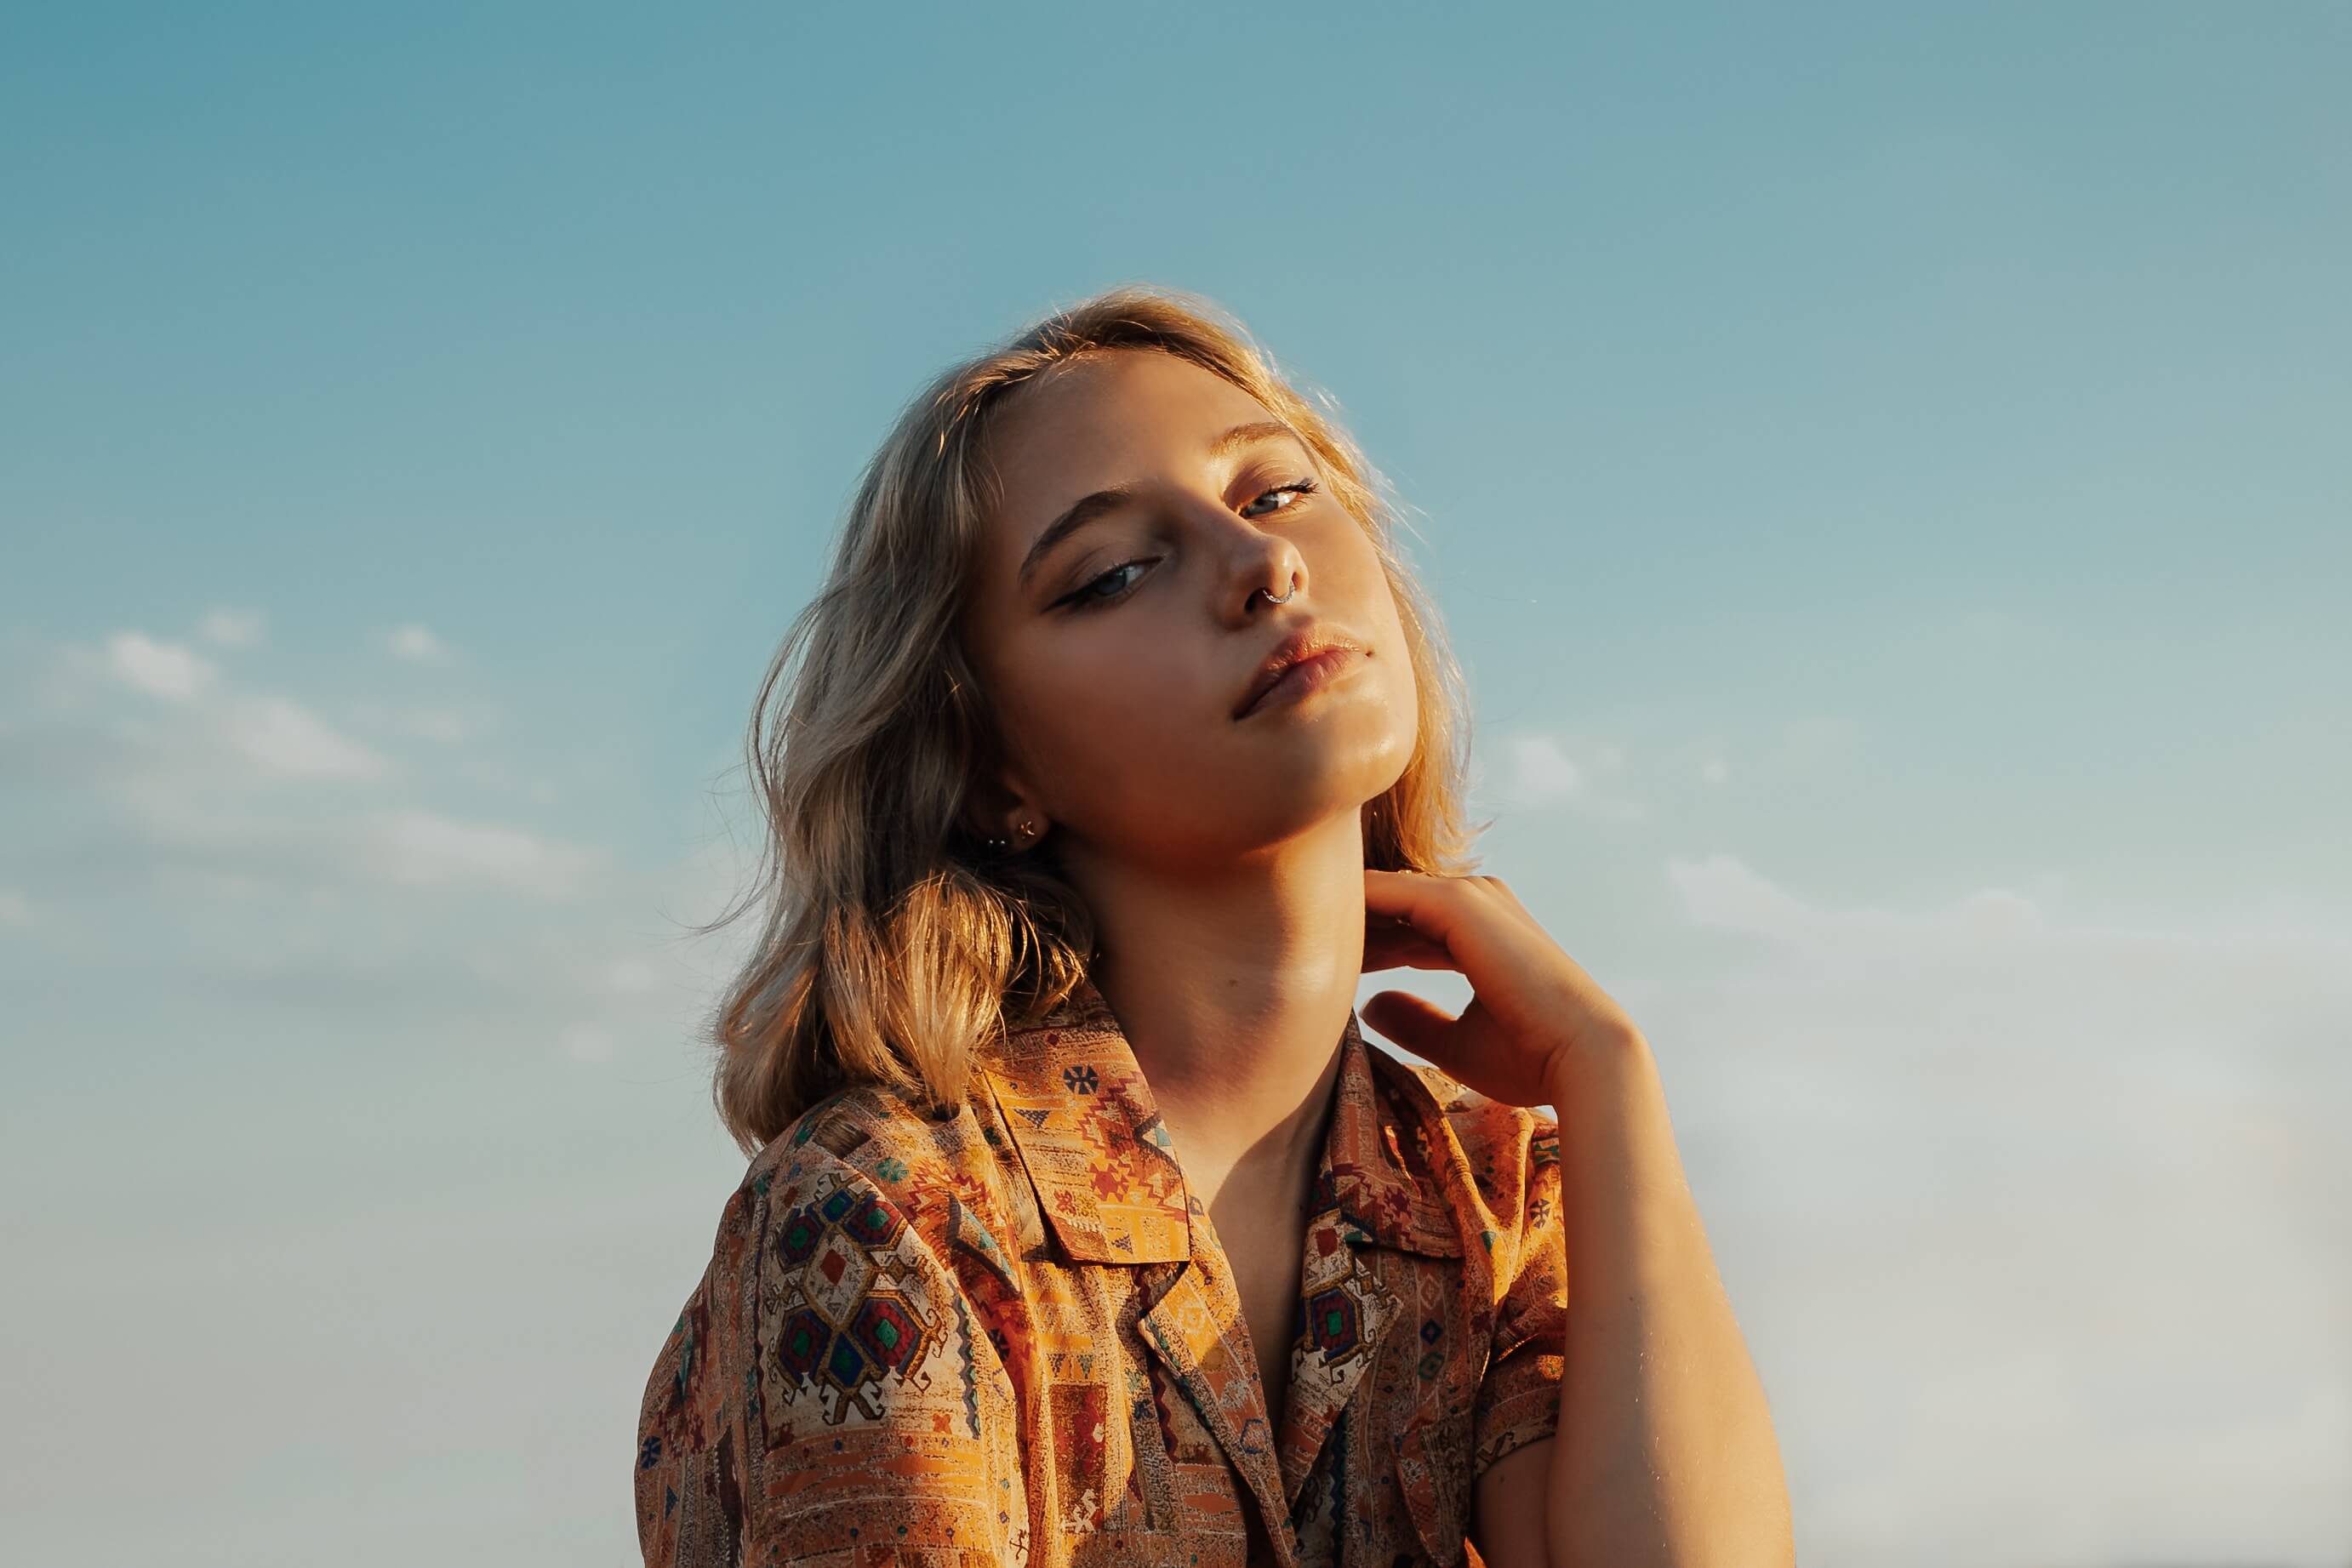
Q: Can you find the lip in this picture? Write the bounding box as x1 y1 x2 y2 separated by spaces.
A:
1234 624 1369 719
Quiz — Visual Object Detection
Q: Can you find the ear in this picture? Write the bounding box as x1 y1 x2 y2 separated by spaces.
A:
960 766 1050 848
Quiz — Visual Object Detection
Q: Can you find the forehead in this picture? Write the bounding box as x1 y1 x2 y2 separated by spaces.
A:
980 350 1281 525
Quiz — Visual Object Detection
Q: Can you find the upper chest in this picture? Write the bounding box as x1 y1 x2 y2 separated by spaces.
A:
1203 1196 1313 1414
983 1206 1481 1568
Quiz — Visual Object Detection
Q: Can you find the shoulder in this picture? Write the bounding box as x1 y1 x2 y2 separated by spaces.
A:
722 1082 1030 1426
639 1089 1033 1560
755 1075 1009 1209
757 1081 969 1204
742 1077 1038 1304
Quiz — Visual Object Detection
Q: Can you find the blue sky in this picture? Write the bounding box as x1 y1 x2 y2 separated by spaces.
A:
3 4 2347 1563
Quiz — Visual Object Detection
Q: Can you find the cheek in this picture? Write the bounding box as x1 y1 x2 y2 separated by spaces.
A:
1335 550 1416 687
999 631 1212 796
1376 637 1420 721
1342 561 1422 741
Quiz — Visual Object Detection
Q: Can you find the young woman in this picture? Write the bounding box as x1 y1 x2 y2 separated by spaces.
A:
634 287 1793 1567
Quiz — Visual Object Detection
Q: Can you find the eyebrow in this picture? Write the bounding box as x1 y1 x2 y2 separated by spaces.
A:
1015 419 1308 591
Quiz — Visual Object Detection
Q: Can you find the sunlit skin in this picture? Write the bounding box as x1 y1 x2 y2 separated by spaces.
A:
957 351 1416 1561
956 347 1794 1566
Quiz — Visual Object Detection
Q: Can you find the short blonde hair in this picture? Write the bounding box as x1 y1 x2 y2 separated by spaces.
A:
697 283 1487 1154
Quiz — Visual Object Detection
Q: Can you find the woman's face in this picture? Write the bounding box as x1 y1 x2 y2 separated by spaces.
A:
959 348 1419 870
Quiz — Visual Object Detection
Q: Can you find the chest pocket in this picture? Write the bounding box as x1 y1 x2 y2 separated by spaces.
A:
1396 1403 1476 1567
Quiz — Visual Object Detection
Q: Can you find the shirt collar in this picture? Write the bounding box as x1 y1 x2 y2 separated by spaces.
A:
980 972 1465 1265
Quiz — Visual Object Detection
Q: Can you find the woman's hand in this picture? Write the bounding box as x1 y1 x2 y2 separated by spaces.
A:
1360 869 1646 1110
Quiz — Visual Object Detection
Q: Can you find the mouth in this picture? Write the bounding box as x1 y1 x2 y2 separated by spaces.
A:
1235 644 1368 719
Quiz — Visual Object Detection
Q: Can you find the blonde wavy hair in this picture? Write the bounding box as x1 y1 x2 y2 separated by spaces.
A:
696 283 1487 1155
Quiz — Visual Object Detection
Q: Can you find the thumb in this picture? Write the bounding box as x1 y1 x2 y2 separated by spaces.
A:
1359 989 1458 1064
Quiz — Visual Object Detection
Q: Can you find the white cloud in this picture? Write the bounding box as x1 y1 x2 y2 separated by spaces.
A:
606 957 661 996
0 614 766 1563
225 697 388 780
1488 730 1647 819
105 632 215 700
386 624 453 664
5 630 609 914
1667 851 1823 936
72 788 606 909
558 1022 618 1062
1505 733 1581 801
197 609 265 647
397 707 480 744
347 701 494 745
56 636 383 786
1650 853 2352 1566
364 809 599 898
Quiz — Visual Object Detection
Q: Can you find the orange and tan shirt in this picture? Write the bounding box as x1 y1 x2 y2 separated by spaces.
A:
635 975 1569 1567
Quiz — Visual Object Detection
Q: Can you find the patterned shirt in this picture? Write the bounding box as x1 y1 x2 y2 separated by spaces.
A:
635 975 1568 1567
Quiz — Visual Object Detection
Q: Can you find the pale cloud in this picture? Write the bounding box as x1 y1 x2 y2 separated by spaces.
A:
225 697 387 780
363 808 599 897
1488 730 1647 820
347 700 494 745
1670 852 2058 953
1666 851 1821 935
0 614 755 1567
606 956 661 996
1505 733 1581 801
559 1022 618 1062
197 609 265 647
4 628 604 915
1649 852 2352 1567
105 631 215 700
398 706 481 744
53 634 383 786
71 790 603 908
1700 755 1728 785
386 624 453 664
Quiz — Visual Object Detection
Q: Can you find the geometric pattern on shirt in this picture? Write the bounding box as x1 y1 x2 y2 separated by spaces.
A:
633 968 1574 1568
758 1166 970 1433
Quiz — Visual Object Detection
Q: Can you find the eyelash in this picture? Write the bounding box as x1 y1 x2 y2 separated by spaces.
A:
1058 478 1321 613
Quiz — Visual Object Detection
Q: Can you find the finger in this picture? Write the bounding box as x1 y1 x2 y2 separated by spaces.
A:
1362 869 1471 946
1362 904 1459 960
1481 875 1537 921
1358 988 1463 1063
1362 926 1452 960
1361 938 1459 975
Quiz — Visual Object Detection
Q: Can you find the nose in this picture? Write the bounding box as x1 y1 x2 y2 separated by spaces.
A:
1202 505 1307 622
1247 567 1302 612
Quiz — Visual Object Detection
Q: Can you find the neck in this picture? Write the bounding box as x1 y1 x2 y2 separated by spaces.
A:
1060 812 1367 1201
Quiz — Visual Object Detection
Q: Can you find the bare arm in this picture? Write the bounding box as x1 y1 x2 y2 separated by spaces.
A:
1475 1032 1794 1568
1357 870 1793 1568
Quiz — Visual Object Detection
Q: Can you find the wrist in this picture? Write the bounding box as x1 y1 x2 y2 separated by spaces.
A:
1542 1024 1655 1114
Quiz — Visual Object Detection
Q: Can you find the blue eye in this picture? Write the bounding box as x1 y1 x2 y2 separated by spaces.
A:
1055 478 1320 613
1068 558 1153 609
1243 477 1319 518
